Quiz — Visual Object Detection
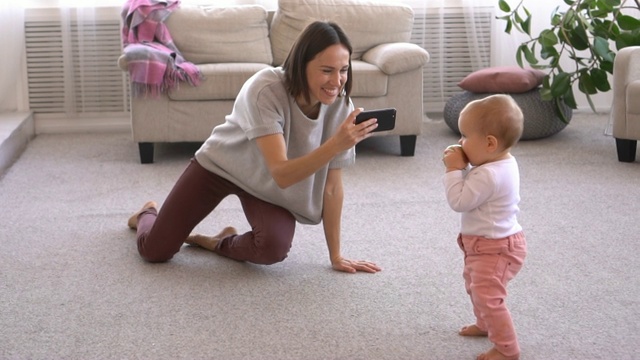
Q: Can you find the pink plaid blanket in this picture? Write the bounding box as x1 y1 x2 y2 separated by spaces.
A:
121 0 202 97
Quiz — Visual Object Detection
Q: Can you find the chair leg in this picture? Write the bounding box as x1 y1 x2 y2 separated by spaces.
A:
400 135 417 156
615 138 637 162
138 142 154 164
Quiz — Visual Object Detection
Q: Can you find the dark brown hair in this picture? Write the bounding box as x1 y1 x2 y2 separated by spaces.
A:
282 21 353 106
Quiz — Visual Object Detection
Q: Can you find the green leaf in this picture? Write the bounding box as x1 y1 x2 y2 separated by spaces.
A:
550 72 572 98
590 68 611 92
567 26 590 50
593 36 614 62
563 0 576 5
563 9 577 26
539 29 559 47
591 9 609 18
617 15 640 31
515 11 523 24
576 1 590 12
540 44 559 60
601 0 622 8
600 60 614 73
595 0 614 12
540 86 553 101
593 19 616 39
563 87 577 109
516 45 525 68
616 30 640 49
504 19 513 34
524 44 539 65
554 98 570 124
498 0 511 13
522 15 532 35
585 93 597 113
578 71 598 95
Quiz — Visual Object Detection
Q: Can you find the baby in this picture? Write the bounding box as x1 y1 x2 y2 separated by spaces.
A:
442 94 527 360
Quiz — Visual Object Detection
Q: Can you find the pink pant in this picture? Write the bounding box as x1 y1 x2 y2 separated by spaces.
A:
135 159 296 264
457 232 527 357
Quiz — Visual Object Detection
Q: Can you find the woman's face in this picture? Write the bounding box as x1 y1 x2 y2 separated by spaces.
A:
304 44 350 106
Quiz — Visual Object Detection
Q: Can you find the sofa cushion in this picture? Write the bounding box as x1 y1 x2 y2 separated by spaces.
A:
270 0 414 66
168 63 272 101
458 66 546 93
166 5 272 65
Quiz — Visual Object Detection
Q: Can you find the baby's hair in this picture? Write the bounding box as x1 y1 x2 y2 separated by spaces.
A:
460 94 524 149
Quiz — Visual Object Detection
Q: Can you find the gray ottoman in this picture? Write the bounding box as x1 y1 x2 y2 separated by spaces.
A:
443 89 572 140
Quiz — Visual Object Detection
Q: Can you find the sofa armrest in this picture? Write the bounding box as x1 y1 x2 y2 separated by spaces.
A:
117 54 128 71
611 46 640 137
362 43 429 75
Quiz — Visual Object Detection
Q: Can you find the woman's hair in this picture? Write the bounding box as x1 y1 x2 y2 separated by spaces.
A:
282 21 353 106
462 94 524 149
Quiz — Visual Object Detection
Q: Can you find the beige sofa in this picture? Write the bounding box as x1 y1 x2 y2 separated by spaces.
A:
610 46 640 162
118 0 430 163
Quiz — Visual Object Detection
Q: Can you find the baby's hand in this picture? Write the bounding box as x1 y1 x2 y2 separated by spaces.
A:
442 144 468 171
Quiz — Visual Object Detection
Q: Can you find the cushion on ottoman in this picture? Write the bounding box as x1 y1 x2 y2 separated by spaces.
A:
458 66 546 94
443 90 572 140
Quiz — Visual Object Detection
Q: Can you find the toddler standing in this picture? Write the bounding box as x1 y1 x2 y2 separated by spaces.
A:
442 94 527 360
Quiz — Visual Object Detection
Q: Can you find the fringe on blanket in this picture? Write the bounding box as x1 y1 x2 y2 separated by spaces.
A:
121 0 202 98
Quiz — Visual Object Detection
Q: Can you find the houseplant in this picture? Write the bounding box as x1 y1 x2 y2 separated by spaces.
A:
497 0 640 123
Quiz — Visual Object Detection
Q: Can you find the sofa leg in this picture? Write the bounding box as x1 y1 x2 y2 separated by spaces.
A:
400 135 417 156
615 138 637 162
138 142 154 164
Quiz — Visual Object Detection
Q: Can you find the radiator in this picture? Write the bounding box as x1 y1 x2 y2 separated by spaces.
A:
24 7 129 117
411 7 494 113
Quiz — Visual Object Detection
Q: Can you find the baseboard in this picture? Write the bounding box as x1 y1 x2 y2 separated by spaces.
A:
34 115 130 134
0 112 35 178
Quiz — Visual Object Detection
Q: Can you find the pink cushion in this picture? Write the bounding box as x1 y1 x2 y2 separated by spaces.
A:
458 66 546 93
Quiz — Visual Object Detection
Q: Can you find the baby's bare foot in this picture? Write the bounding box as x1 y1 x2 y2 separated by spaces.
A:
459 324 488 337
185 226 238 251
127 201 158 229
476 347 519 360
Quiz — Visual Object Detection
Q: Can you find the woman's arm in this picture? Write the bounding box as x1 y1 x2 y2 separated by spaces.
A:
322 168 344 264
255 108 376 189
323 169 381 273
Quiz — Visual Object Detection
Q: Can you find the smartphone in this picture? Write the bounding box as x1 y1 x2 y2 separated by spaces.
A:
355 108 396 132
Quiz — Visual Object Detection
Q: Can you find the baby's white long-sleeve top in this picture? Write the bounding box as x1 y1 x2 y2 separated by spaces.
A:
443 156 523 239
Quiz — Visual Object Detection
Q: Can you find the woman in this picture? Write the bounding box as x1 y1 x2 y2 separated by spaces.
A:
128 21 381 274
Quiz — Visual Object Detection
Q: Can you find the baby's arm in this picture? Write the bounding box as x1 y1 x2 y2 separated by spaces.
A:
443 166 494 213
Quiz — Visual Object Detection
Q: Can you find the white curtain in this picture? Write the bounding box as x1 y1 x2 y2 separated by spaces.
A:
0 3 25 112
12 0 610 115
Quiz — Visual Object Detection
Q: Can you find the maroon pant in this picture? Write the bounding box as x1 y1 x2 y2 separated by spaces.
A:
135 159 296 264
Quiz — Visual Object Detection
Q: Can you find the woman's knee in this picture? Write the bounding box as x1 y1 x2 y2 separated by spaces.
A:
254 236 292 265
137 236 178 263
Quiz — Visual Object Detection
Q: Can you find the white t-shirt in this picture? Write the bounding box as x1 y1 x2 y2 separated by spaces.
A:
195 67 355 225
443 156 522 238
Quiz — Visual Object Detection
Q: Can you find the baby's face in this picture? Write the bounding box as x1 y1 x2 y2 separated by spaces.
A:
457 112 490 166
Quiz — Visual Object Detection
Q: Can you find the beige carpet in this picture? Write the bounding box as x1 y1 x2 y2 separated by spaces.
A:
0 112 638 360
